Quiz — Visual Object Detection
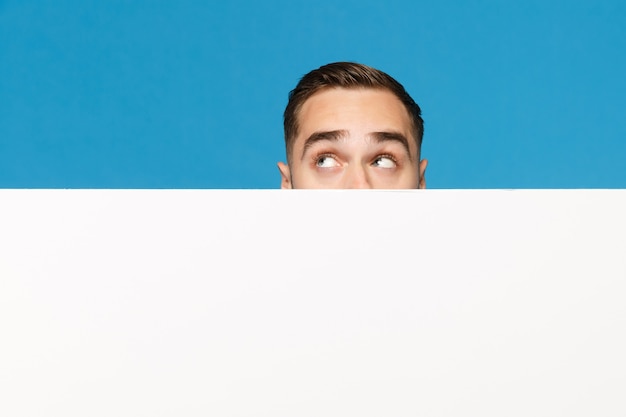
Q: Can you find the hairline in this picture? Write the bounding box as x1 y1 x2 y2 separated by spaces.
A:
287 85 421 165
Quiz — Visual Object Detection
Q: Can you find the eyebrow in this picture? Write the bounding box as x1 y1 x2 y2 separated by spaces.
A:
301 130 348 161
300 130 413 162
369 131 413 161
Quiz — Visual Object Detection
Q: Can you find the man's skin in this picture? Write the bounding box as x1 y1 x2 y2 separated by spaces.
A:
278 88 427 189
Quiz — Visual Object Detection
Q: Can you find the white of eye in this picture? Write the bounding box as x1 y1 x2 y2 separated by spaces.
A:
373 156 396 168
316 156 340 168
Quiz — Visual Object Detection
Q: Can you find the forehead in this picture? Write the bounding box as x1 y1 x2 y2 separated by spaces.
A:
296 87 415 142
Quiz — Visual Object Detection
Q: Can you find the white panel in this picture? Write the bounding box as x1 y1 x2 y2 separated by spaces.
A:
1 190 625 416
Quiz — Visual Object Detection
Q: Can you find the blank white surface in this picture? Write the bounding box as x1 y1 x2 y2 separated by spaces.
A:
1 190 625 416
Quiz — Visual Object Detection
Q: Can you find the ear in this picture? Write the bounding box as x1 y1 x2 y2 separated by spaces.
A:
418 159 428 189
277 162 292 189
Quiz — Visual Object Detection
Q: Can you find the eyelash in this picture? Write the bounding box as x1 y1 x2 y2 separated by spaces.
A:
313 153 336 164
312 153 400 166
375 153 398 163
373 154 401 168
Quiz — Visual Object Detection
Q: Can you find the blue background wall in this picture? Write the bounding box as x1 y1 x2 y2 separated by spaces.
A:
1 0 624 188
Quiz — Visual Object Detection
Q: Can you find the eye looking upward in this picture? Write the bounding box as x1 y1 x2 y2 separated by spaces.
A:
372 155 397 168
316 155 340 168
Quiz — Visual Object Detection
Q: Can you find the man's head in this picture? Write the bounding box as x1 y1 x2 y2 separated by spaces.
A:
278 62 427 189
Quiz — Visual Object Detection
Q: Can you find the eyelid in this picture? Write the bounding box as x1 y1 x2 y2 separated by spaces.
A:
313 152 336 162
313 152 342 169
372 153 399 169
378 142 411 159
374 153 398 162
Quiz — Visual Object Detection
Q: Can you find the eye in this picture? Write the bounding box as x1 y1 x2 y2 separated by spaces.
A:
316 155 340 168
372 155 397 169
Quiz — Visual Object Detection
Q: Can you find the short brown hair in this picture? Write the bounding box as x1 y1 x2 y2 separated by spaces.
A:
283 62 424 163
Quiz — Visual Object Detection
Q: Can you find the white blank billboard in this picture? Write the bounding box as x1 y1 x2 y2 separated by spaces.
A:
1 190 625 416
